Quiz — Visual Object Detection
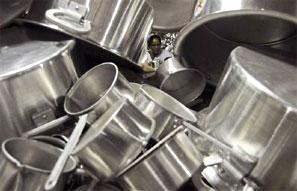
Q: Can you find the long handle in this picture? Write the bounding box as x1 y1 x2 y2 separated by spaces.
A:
22 115 70 138
44 114 88 190
182 121 256 163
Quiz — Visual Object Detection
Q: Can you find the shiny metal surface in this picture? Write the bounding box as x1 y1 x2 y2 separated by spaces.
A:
31 135 67 149
18 0 153 65
0 138 77 191
134 84 197 140
146 0 196 32
45 114 87 190
204 47 297 190
0 28 78 144
117 126 203 191
174 0 297 84
73 98 155 180
64 63 134 124
156 57 206 105
0 0 32 28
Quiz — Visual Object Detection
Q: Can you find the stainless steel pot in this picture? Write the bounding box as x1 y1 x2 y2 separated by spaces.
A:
0 28 78 143
146 0 196 32
117 126 203 191
72 98 155 180
0 138 77 191
156 57 206 105
204 47 297 190
64 62 134 124
134 84 197 140
174 0 297 85
18 0 153 66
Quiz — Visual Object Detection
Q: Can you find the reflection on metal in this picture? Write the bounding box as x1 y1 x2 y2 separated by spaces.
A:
175 0 297 84
18 0 153 65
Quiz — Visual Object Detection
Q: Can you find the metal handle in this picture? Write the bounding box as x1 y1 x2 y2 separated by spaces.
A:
183 121 256 163
44 114 88 190
45 8 91 34
22 115 70 138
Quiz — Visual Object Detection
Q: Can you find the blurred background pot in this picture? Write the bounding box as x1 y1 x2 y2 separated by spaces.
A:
156 57 206 105
17 0 153 68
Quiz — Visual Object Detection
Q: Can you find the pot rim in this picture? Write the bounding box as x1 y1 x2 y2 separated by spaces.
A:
72 99 126 154
64 62 119 116
140 85 197 122
175 9 297 55
1 137 77 174
159 68 206 104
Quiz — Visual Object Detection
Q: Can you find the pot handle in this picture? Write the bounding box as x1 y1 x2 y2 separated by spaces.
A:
45 8 91 34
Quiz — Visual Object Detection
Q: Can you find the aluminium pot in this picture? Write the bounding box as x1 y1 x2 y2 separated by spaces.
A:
72 98 155 180
156 57 206 105
204 47 297 190
117 126 203 191
146 0 196 33
17 0 153 67
0 27 78 143
133 84 197 141
0 138 77 191
174 0 297 85
64 62 134 124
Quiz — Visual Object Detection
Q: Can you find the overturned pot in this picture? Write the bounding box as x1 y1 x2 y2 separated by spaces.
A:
156 57 206 105
17 0 153 67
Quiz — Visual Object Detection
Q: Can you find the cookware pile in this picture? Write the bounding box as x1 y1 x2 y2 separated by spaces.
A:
0 0 296 190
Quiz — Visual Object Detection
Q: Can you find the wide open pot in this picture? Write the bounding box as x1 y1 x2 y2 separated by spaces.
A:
0 138 77 191
17 0 153 67
146 0 196 33
174 0 297 85
156 57 206 105
0 27 78 143
204 47 297 190
134 84 196 141
72 98 155 180
64 63 134 124
117 126 203 191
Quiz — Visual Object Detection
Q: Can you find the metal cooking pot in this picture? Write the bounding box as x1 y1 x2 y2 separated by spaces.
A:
134 84 197 141
0 28 78 143
156 57 206 105
204 47 297 190
117 126 203 191
146 0 196 32
0 138 77 191
64 63 134 124
72 98 155 180
174 0 297 85
17 0 153 66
